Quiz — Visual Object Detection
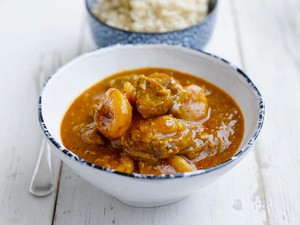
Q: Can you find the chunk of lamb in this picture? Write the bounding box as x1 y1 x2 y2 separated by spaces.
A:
121 115 195 162
136 75 173 118
148 72 182 95
73 122 105 145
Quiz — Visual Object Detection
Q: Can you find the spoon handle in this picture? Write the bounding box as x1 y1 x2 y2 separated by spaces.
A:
29 137 53 197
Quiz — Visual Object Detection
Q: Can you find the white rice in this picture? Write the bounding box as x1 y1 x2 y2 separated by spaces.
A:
92 0 209 33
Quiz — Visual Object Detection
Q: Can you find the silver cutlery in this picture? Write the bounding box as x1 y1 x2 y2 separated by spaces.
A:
29 70 54 197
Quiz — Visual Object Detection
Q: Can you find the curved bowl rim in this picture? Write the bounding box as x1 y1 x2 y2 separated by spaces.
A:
85 0 218 35
38 44 265 180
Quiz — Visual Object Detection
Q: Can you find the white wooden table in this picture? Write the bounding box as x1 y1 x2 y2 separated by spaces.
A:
1 0 299 224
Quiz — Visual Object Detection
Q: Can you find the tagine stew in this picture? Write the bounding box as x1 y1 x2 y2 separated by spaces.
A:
61 68 244 175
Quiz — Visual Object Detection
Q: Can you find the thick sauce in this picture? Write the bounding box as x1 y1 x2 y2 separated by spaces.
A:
61 68 244 174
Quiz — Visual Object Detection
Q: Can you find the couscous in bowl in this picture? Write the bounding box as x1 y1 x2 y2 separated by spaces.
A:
86 0 218 50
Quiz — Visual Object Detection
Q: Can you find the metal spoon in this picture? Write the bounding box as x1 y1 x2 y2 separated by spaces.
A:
29 137 53 196
29 69 54 197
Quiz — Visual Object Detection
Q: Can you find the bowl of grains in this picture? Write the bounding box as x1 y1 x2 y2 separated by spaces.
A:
86 0 218 50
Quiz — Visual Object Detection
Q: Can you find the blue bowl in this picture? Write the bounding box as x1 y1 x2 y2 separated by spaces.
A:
86 0 218 50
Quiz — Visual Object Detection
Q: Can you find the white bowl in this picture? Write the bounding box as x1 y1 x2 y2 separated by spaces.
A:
39 44 264 207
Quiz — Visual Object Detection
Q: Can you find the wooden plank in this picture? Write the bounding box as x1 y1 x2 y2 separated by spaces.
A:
0 0 93 224
232 0 300 224
53 1 268 225
0 43 62 225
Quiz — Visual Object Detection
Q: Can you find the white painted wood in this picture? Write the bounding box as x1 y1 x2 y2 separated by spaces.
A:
0 0 94 224
232 0 300 224
1 0 298 224
53 1 267 224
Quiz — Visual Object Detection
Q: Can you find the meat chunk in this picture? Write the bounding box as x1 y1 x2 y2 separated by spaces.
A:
121 115 195 162
73 122 105 145
136 75 173 118
149 73 182 95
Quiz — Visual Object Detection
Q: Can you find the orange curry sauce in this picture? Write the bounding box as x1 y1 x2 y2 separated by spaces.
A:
61 68 244 174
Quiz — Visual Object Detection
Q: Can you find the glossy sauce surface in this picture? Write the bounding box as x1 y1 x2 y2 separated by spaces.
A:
61 68 244 174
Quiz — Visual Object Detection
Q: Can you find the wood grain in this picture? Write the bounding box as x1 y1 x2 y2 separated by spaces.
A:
232 0 300 224
0 0 93 224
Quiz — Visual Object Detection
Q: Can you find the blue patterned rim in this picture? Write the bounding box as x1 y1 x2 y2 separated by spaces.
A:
38 44 265 180
85 0 218 35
